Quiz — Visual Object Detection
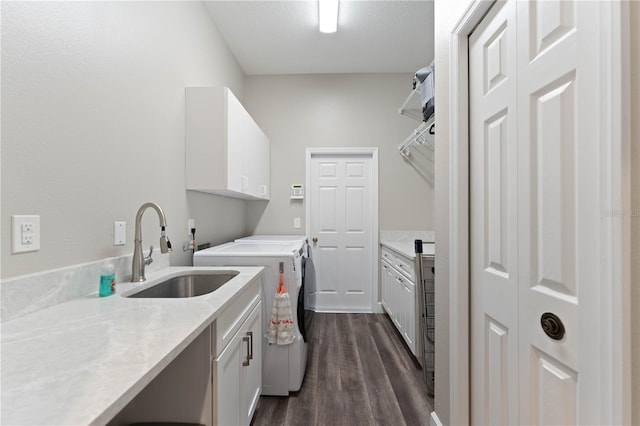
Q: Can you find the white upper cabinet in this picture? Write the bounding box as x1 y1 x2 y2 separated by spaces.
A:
186 87 270 200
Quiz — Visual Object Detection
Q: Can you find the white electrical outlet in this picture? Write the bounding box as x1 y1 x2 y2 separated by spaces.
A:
114 221 126 245
22 233 34 245
294 217 301 229
12 215 40 253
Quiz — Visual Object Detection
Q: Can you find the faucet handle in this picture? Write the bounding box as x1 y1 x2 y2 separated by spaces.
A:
144 245 154 265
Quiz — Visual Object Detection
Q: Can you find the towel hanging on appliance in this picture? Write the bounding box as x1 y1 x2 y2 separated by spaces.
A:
266 262 295 345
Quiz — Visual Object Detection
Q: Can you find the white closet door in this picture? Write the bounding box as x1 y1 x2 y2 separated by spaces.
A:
469 1 519 423
470 1 607 424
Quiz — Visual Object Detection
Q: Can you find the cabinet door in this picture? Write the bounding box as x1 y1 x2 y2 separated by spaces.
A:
403 279 416 354
393 271 404 332
240 302 262 426
243 120 270 199
225 90 247 194
381 260 393 314
213 331 242 426
255 129 270 199
214 301 262 426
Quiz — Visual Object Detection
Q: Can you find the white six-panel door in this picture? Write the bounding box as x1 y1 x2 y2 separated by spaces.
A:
470 0 602 424
307 151 375 312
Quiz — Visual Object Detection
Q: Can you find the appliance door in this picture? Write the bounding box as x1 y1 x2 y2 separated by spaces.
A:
297 256 316 342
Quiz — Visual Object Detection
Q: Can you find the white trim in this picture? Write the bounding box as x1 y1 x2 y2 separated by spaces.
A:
447 2 494 425
597 2 632 424
447 1 631 424
305 147 381 314
430 410 443 426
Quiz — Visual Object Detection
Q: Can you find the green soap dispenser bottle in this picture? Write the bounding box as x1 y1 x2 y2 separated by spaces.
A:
99 261 116 297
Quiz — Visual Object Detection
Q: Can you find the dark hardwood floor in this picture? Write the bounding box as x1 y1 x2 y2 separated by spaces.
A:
251 313 434 426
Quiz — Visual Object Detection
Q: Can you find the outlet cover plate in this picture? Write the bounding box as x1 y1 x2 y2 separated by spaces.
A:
12 215 40 253
114 221 126 245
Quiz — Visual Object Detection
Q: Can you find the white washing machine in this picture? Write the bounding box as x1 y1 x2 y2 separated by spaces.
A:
234 235 315 343
193 241 308 396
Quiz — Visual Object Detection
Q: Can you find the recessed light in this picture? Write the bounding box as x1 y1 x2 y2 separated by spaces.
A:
318 0 339 33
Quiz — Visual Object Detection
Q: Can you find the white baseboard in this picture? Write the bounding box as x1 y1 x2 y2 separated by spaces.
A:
430 411 443 426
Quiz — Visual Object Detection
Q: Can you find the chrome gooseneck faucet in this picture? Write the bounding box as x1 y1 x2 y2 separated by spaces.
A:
131 202 172 282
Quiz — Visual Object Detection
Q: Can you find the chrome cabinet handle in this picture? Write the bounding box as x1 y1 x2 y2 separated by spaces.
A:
247 331 253 360
312 237 318 243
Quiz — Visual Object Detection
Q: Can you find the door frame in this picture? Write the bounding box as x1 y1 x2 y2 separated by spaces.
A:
444 1 632 425
305 147 381 313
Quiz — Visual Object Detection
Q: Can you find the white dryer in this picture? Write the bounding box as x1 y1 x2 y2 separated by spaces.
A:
193 241 308 396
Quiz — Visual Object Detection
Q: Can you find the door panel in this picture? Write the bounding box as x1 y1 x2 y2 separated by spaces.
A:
470 1 519 424
485 317 509 426
485 110 510 276
345 187 364 231
345 247 365 294
530 349 578 425
528 1 575 61
531 75 576 297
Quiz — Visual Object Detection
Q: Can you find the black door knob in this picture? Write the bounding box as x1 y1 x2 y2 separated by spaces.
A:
540 312 565 340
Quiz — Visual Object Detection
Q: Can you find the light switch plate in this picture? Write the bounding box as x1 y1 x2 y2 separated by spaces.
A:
12 215 40 253
114 221 126 245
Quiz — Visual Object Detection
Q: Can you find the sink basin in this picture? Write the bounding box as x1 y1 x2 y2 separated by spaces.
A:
126 271 239 298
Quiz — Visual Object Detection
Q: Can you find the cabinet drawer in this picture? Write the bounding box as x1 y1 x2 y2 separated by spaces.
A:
212 278 261 357
381 246 395 264
394 253 416 281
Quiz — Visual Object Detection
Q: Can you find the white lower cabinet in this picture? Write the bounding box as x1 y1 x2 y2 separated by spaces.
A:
212 280 262 426
214 302 262 426
380 245 417 356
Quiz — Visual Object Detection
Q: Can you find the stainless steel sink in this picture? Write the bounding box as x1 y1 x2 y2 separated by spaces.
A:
126 271 239 298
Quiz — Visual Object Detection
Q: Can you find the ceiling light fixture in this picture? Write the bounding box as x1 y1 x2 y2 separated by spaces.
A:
318 0 339 33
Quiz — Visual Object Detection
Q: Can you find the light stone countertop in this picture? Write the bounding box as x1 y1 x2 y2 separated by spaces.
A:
380 240 435 260
1 266 264 426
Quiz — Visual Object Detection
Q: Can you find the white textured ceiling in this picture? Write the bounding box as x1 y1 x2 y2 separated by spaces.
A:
204 0 434 75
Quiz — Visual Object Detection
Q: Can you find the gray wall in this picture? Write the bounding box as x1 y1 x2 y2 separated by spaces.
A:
244 74 434 235
1 1 249 278
1 3 434 281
